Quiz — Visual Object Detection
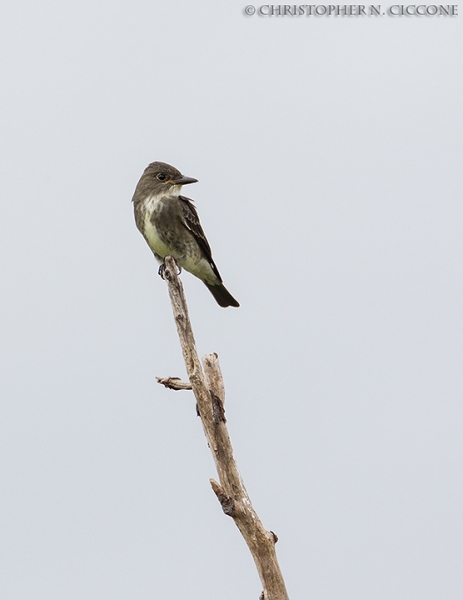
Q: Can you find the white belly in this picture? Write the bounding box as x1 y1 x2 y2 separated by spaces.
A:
142 195 175 259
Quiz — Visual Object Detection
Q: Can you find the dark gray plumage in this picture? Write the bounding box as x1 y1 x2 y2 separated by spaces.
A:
132 161 239 308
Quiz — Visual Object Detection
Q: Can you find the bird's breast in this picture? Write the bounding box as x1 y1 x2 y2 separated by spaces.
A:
139 195 169 257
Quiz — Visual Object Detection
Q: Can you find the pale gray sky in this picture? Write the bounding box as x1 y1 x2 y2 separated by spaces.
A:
1 2 462 598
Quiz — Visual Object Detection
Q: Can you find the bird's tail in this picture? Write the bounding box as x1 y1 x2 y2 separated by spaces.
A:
204 283 240 308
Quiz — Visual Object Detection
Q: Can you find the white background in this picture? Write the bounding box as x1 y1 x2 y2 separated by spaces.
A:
1 2 462 598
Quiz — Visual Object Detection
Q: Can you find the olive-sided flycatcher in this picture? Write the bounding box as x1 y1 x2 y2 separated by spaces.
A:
132 161 239 308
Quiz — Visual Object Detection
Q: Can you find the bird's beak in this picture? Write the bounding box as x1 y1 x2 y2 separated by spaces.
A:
173 175 198 185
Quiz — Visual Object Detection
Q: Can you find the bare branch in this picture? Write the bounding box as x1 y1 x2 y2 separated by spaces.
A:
159 256 290 600
203 353 226 405
156 377 192 391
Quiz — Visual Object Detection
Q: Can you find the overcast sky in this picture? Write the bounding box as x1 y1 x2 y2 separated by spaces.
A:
1 2 462 599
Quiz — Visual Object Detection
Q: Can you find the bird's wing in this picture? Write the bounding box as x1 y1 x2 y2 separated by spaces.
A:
178 195 222 281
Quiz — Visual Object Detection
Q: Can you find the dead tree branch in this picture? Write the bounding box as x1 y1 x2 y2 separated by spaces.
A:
157 255 290 600
155 376 192 391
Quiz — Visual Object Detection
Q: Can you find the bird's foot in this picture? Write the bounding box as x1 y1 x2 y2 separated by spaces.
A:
158 263 167 279
158 256 184 279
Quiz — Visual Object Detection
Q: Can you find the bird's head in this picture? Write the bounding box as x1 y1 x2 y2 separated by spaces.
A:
141 161 198 197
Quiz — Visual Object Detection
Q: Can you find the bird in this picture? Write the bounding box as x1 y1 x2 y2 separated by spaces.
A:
132 161 239 308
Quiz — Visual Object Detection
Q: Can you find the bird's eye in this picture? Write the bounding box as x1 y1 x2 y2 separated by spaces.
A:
156 173 167 181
